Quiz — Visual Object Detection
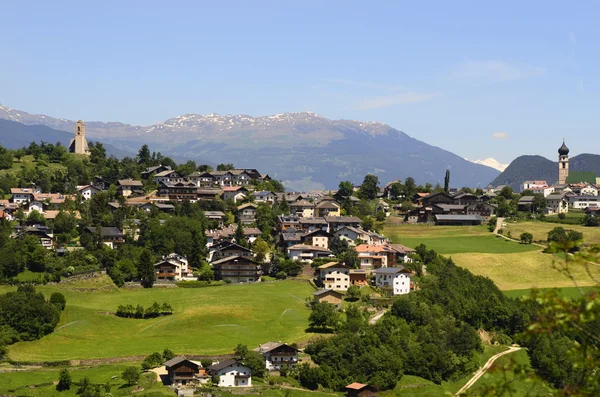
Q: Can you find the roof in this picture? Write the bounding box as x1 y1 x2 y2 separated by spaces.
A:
345 383 369 391
164 356 193 368
223 186 248 192
252 190 276 197
254 342 299 354
287 244 332 253
237 203 258 210
388 244 415 254
313 289 343 297
375 266 410 275
324 216 361 223
209 359 244 372
315 200 339 209
118 179 143 187
434 214 483 221
210 255 258 265
243 227 262 235
558 140 570 155
355 244 396 253
204 211 226 217
299 217 328 224
84 227 124 237
290 200 315 207
434 204 466 211
518 196 535 203
318 261 349 269
547 194 567 200
154 170 178 177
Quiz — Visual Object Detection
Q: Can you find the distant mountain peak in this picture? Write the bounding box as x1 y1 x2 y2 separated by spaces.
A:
466 157 509 172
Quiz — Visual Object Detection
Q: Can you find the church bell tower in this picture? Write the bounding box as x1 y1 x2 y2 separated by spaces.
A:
558 140 569 185
69 120 90 155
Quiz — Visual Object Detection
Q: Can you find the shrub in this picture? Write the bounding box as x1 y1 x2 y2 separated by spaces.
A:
56 369 71 391
520 232 533 244
142 352 164 370
558 213 566 220
49 293 66 311
163 348 175 361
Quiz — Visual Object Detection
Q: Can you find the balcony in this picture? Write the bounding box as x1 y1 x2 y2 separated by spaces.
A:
157 272 177 278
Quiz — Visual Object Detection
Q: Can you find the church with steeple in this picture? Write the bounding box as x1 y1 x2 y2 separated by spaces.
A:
68 120 90 155
558 140 569 185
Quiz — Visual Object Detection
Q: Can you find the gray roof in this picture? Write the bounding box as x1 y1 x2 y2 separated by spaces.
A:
85 227 124 237
434 214 483 221
209 359 244 372
375 266 409 275
165 356 191 368
204 211 226 217
313 288 343 297
210 255 258 265
547 194 567 200
325 216 362 223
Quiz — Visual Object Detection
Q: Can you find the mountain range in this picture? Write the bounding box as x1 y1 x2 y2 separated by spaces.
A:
0 103 500 190
490 154 600 190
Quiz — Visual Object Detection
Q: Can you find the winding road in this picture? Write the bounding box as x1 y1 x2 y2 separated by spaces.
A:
455 346 521 396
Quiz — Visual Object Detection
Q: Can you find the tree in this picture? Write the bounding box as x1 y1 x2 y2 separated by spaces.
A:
404 177 417 198
337 181 354 198
234 344 249 361
56 368 72 391
346 285 361 301
329 236 349 256
358 174 379 200
163 348 175 361
216 163 235 171
499 186 514 200
137 144 151 166
121 366 140 385
339 247 359 268
443 169 450 193
234 220 247 247
520 232 533 244
309 302 340 331
137 249 156 288
50 292 67 310
584 214 599 227
389 182 404 200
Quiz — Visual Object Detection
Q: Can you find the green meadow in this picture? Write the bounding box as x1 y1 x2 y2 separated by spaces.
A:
2 278 315 362
384 223 600 291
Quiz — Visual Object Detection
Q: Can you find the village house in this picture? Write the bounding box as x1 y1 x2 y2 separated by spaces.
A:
349 269 369 286
345 383 377 397
211 242 253 261
325 216 362 232
279 230 304 248
77 185 102 200
208 360 252 387
277 215 301 231
252 191 277 205
290 200 315 217
164 357 209 387
314 200 341 217
243 227 262 243
520 180 549 192
388 244 415 264
197 188 223 200
375 200 390 215
298 217 329 232
355 244 396 270
317 262 350 291
301 229 332 249
375 266 412 295
154 169 184 185
237 203 258 225
117 179 144 197
452 192 478 205
157 180 198 201
571 183 598 196
138 202 175 213
546 193 569 214
153 253 194 281
92 176 110 191
434 214 483 226
287 244 333 263
141 165 172 179
313 289 344 305
465 202 497 220
12 225 54 249
254 342 299 371
567 195 600 209
204 211 227 227
188 171 215 187
419 191 454 206
10 186 40 203
83 227 125 249
531 185 555 197
211 256 262 283
333 226 370 245
222 186 248 203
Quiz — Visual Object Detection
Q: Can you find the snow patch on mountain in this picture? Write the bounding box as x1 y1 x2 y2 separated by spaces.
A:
465 157 509 172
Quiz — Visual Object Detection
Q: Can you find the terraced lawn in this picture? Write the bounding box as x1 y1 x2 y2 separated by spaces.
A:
1 278 314 361
504 221 600 245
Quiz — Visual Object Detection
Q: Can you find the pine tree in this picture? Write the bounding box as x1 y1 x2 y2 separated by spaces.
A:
444 169 450 193
137 249 156 288
56 369 72 391
234 220 247 247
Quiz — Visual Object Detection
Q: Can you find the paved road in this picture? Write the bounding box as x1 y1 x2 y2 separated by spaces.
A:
455 346 521 396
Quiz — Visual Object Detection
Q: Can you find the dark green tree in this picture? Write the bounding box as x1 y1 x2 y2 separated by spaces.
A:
137 249 156 288
121 366 140 385
358 174 379 200
56 368 72 391
443 169 450 193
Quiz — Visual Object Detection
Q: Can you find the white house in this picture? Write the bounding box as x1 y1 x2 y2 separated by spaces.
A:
222 186 248 203
287 244 333 264
254 342 299 371
568 195 600 209
520 180 549 192
209 360 252 387
531 186 555 197
375 267 411 295
579 184 599 196
77 185 102 200
10 187 38 203
546 194 569 214
153 253 194 281
317 262 350 291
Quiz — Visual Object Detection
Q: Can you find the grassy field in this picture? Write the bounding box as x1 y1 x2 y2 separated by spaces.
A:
384 223 600 290
468 349 553 396
504 221 600 245
0 363 173 397
504 286 599 299
385 224 539 254
2 277 315 361
450 251 600 290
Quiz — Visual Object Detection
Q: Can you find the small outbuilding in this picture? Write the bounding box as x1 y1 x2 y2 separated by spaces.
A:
345 382 377 397
313 289 343 305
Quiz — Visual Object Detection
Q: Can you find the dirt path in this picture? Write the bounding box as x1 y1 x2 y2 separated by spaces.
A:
368 309 387 325
455 346 521 396
493 217 505 234
493 217 547 248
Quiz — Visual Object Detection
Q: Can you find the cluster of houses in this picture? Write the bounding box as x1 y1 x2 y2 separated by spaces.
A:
403 191 497 225
163 343 376 396
518 180 600 214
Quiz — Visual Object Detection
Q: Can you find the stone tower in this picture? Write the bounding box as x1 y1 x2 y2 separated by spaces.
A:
69 120 90 155
558 140 569 185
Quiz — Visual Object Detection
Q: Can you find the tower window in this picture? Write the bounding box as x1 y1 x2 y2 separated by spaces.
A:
563 163 566 169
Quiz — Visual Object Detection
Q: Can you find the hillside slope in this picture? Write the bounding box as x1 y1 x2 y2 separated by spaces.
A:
490 154 600 189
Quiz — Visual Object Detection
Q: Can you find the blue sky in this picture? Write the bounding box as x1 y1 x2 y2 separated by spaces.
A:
0 1 596 163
